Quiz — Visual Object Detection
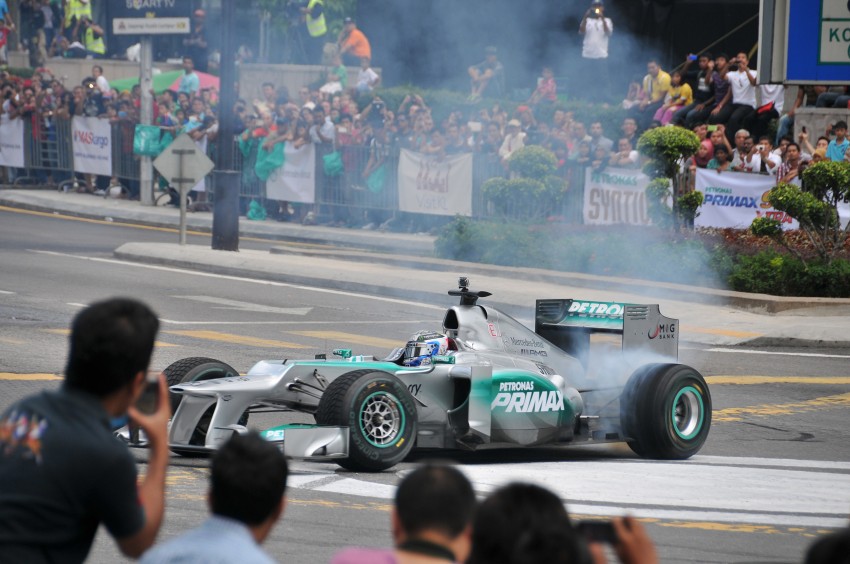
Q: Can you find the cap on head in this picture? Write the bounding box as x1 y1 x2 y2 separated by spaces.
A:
507 119 521 127
343 17 354 24
591 0 604 5
485 46 498 55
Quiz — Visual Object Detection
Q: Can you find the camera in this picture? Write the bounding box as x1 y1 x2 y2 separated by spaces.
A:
756 145 765 151
576 521 617 544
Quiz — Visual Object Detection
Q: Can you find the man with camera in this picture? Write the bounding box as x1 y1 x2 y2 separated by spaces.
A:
0 298 171 563
79 15 105 59
579 0 613 102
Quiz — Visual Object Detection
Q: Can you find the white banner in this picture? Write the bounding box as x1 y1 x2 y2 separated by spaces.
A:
266 143 316 203
694 169 799 229
398 149 473 216
71 117 112 176
583 167 652 225
0 116 25 168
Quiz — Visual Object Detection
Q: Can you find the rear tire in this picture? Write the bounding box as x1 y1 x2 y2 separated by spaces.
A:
620 363 711 459
164 357 243 457
315 370 417 472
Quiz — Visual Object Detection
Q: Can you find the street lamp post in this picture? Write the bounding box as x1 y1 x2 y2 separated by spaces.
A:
212 0 239 251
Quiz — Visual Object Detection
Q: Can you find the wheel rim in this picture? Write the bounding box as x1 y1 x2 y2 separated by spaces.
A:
359 391 405 448
671 385 705 440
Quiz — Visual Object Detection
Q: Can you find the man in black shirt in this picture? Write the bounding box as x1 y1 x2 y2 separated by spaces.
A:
0 298 171 563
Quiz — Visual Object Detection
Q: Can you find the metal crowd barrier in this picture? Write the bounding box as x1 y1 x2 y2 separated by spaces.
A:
10 118 591 225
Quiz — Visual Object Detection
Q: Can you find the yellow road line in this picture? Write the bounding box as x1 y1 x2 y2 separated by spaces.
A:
681 325 763 338
714 392 850 421
166 330 309 349
0 337 25 345
0 373 62 381
706 376 850 385
289 331 399 350
43 328 178 347
0 205 326 247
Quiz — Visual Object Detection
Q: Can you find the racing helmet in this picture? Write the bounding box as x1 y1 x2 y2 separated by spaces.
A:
403 331 452 366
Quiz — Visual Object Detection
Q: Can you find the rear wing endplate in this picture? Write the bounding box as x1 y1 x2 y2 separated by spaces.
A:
535 299 679 366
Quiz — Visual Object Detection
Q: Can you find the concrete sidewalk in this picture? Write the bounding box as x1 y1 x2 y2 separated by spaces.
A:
3 187 850 348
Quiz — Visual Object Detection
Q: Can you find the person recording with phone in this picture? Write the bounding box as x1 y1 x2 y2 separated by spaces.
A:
0 298 171 562
579 0 613 103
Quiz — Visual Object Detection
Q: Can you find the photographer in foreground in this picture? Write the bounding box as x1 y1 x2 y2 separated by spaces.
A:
0 298 171 562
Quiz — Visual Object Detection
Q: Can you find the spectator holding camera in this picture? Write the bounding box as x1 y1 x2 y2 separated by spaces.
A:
0 298 170 563
579 0 613 102
79 15 105 59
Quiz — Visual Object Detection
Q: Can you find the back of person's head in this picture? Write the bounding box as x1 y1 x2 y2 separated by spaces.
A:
805 527 850 564
64 297 159 397
510 523 592 564
395 463 476 538
211 431 288 526
467 483 577 564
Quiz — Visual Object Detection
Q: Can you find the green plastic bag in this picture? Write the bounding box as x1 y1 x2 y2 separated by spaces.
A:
323 150 344 177
366 163 386 193
133 125 162 157
246 199 267 221
158 131 174 153
254 140 286 181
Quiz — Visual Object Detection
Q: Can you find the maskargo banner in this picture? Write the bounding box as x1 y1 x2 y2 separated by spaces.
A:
0 116 25 169
694 168 799 230
266 142 316 203
71 117 112 176
583 167 651 225
398 149 473 216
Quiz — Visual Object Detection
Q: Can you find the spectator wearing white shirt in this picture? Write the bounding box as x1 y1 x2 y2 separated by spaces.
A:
609 137 639 168
722 52 758 144
355 57 380 95
498 119 525 165
753 83 784 141
92 65 110 98
578 0 613 102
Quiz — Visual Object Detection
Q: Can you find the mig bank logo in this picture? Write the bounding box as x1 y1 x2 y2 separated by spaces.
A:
648 322 676 340
73 129 109 149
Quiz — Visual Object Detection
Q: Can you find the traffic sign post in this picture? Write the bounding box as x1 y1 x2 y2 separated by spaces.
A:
154 134 215 245
759 0 850 84
112 2 192 206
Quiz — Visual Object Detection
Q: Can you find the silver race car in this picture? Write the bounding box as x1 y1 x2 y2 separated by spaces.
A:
160 278 711 471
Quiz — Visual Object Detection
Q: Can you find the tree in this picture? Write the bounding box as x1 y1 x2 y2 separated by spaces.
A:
481 146 566 222
636 127 702 231
750 161 850 265
254 0 355 63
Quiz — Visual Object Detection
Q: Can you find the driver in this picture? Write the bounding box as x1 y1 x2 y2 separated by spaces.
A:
403 331 453 366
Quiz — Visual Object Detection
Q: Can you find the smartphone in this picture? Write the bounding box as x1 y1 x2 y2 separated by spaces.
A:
707 125 717 132
688 54 698 61
134 371 161 415
576 521 617 544
593 7 601 14
802 126 807 134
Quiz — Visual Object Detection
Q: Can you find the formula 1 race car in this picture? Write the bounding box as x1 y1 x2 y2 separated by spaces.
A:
161 278 711 471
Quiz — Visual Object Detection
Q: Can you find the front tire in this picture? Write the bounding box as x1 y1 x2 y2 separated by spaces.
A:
315 370 417 472
164 357 242 456
620 363 711 459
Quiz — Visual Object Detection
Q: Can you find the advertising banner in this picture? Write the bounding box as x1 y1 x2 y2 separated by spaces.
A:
266 142 316 203
0 116 25 168
694 169 799 230
398 149 473 216
583 167 652 226
71 117 112 177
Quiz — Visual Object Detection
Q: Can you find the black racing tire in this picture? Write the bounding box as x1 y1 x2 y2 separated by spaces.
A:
620 363 711 460
315 370 417 472
163 357 243 457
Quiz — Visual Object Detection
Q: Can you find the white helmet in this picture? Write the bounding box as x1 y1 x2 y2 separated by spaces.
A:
403 331 452 367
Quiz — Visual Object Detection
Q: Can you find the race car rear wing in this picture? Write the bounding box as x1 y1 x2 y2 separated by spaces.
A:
534 299 679 368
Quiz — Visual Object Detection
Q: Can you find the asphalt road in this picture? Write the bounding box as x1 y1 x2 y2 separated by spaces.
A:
2 208 850 563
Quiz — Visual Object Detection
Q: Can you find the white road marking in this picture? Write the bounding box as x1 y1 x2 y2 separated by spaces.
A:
32 250 444 311
287 457 850 528
0 290 15 294
157 320 435 325
706 348 850 359
172 295 312 316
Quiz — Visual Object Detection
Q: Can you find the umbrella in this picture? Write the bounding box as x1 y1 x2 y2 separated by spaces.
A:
109 70 220 95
